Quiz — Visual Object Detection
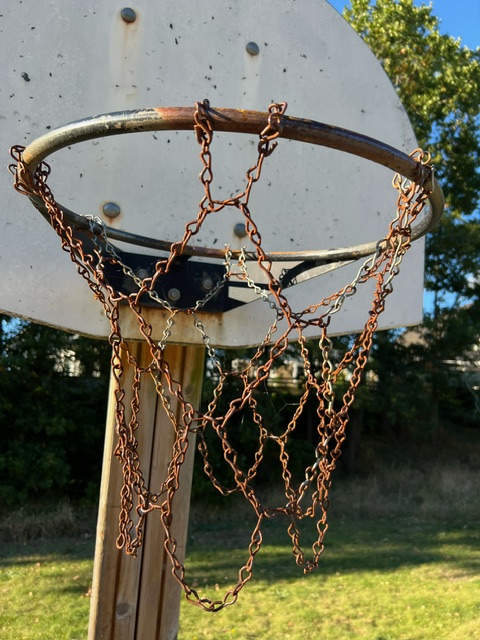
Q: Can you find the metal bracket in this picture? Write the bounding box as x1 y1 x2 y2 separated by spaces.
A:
100 249 235 313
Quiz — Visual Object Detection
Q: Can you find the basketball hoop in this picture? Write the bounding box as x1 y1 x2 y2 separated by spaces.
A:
10 101 443 611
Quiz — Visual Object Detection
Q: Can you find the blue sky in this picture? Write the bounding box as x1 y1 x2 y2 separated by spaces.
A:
329 1 480 49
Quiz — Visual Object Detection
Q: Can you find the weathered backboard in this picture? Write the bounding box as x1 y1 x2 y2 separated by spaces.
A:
1 0 427 347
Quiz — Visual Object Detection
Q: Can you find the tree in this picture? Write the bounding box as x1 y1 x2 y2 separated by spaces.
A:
0 316 111 506
344 1 479 289
342 1 480 442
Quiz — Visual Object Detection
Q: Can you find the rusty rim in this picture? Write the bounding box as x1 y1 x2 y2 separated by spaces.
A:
20 106 444 264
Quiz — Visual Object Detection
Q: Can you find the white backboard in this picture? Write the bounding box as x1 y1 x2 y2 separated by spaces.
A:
1 0 427 347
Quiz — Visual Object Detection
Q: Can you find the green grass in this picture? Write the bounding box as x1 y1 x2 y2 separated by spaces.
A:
179 517 480 639
0 538 94 640
1 465 479 639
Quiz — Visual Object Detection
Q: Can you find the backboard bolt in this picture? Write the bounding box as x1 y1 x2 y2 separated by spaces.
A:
234 223 247 238
102 202 121 218
246 42 260 56
120 8 137 23
201 276 214 291
167 288 181 302
136 268 149 280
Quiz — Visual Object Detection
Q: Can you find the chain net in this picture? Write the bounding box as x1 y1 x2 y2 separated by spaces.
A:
10 101 434 611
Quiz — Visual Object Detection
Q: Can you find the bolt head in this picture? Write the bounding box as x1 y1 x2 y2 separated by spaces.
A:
102 202 121 218
121 7 137 23
246 42 260 56
167 288 181 302
201 276 215 291
234 223 247 238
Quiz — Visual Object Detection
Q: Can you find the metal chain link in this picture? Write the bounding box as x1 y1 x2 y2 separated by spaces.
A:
9 104 433 610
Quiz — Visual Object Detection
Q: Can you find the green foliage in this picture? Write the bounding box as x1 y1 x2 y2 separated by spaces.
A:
346 1 480 293
0 316 110 507
345 0 480 263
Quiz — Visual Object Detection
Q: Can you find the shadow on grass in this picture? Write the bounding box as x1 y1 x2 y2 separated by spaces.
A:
1 514 479 598
0 536 95 568
184 514 480 587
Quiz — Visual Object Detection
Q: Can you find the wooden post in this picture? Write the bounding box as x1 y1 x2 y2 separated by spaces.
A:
88 343 205 640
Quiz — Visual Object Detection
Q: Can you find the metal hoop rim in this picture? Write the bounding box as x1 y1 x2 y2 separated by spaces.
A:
19 106 445 264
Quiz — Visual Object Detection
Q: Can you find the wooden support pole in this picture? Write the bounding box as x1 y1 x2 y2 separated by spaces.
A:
88 343 205 640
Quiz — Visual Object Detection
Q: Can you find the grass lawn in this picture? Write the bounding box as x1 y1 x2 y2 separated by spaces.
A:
1 467 479 639
179 516 480 639
0 536 93 640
